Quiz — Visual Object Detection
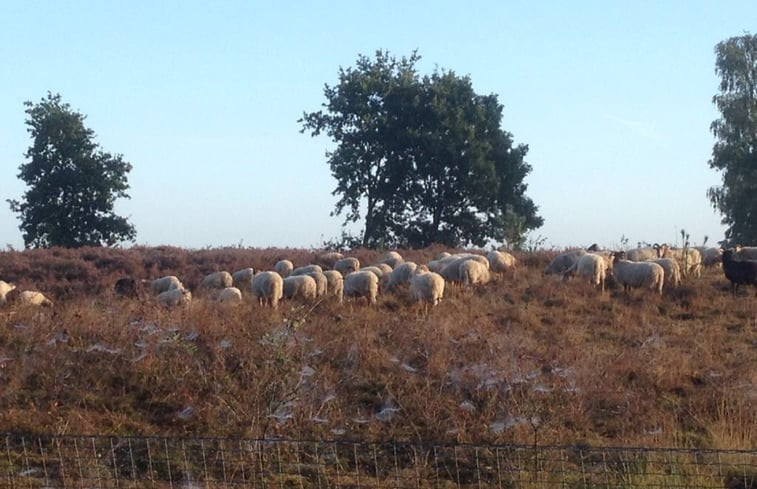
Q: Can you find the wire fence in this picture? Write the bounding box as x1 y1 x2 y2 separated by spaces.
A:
0 434 755 489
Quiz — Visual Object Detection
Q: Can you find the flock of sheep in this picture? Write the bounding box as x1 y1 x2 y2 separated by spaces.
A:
1 243 755 311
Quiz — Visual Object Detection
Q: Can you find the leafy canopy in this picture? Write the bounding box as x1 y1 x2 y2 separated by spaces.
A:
8 92 136 248
301 50 542 249
708 34 757 245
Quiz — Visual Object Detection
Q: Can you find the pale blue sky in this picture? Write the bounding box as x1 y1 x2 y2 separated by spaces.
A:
1 2 752 250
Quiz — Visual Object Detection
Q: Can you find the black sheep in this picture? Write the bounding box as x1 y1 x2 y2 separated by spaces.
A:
721 248 757 293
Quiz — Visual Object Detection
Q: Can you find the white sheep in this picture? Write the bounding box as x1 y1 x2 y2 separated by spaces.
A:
657 245 702 278
231 268 256 290
282 275 318 301
344 270 379 305
322 270 344 302
409 266 445 309
157 288 192 308
334 257 360 275
18 290 54 307
385 262 419 292
611 252 664 295
486 250 517 278
459 259 491 287
274 260 294 278
217 287 243 305
649 258 681 289
439 255 489 283
305 270 328 297
291 264 323 276
376 250 404 268
625 245 661 262
252 271 284 308
149 275 184 295
200 271 232 291
0 280 16 306
544 249 587 275
694 247 722 268
316 251 344 269
564 253 609 292
735 245 757 261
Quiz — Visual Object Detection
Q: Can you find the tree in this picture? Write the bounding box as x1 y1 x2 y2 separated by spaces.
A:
301 50 542 249
8 92 136 248
708 34 757 245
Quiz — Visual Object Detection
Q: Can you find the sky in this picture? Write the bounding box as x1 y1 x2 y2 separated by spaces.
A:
0 1 753 251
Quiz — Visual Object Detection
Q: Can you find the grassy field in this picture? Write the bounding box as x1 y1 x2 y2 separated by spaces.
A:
0 245 754 450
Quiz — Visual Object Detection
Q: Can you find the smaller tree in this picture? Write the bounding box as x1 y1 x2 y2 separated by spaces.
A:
8 92 136 248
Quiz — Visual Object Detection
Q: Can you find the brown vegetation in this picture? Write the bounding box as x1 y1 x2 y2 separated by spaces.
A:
0 246 754 450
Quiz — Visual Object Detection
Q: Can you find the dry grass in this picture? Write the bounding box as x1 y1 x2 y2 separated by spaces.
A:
0 246 755 449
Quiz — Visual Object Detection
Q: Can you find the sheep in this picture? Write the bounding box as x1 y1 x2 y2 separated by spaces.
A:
157 288 192 308
344 270 379 305
376 250 404 268
611 252 664 295
564 253 609 292
657 245 702 278
544 249 587 275
0 280 16 306
438 255 489 282
17 290 54 307
334 257 360 275
305 270 328 297
721 248 757 293
735 245 757 261
322 270 344 302
149 275 184 295
695 247 722 268
316 251 344 269
217 287 243 305
252 271 284 308
114 277 141 298
486 250 517 278
231 268 256 290
274 260 294 278
291 264 323 276
385 261 419 293
624 245 661 262
200 271 233 291
360 266 386 281
458 259 491 287
649 258 681 289
282 275 318 301
409 266 445 311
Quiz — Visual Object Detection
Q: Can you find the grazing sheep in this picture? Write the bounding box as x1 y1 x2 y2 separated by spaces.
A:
344 270 379 305
376 250 404 268
544 249 587 275
316 251 344 269
625 245 661 262
458 259 491 287
200 271 233 290
721 248 757 293
487 250 517 278
149 275 184 295
305 270 328 297
157 288 192 308
650 258 681 289
274 260 294 278
291 264 323 276
695 247 722 268
409 266 445 310
611 252 664 295
252 271 284 308
657 245 702 278
385 262 419 292
322 270 344 302
232 268 256 290
114 277 140 298
217 287 243 305
360 266 386 281
283 275 318 301
0 280 16 306
437 255 489 281
735 245 757 261
564 253 609 292
334 257 360 275
16 290 54 307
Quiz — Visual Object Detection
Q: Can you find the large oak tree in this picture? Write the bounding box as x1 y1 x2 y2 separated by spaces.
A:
301 51 542 249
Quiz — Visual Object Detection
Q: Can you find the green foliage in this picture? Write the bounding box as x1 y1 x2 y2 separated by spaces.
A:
708 34 757 245
301 50 543 249
7 92 136 248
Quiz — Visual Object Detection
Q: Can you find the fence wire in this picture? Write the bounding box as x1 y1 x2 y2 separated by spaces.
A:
0 434 755 489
